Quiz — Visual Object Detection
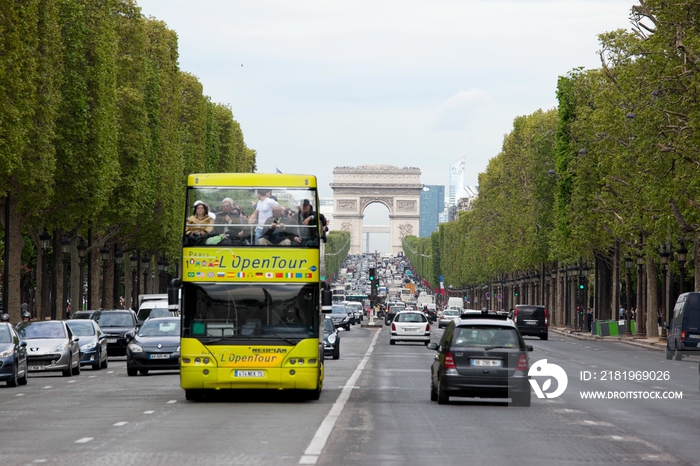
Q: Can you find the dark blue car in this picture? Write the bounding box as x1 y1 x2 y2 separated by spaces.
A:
0 322 28 386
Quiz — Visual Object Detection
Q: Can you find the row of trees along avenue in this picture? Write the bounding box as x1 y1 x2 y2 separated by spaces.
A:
0 0 257 322
404 1 699 337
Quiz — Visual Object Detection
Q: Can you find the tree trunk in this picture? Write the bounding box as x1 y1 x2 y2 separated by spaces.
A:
3 194 24 322
595 251 613 321
646 257 658 337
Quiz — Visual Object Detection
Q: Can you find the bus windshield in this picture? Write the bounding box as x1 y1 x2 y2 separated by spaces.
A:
182 282 318 343
185 186 319 248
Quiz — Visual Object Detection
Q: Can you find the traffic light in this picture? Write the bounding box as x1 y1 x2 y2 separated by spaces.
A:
368 268 375 282
579 279 585 290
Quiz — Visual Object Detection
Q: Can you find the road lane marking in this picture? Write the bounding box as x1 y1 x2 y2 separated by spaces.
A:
32 459 47 463
67 380 76 383
144 410 155 414
167 400 177 404
300 329 381 465
42 386 52 389
75 437 93 443
113 422 128 426
16 393 24 396
611 435 624 441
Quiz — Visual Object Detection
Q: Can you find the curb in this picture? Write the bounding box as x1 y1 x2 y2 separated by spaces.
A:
550 327 666 351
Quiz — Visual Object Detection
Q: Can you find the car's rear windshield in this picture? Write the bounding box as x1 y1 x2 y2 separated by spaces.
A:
443 310 460 316
331 306 347 314
518 307 544 319
453 326 519 348
396 312 427 323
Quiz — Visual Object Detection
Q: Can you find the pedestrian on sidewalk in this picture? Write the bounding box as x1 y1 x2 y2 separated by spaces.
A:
587 309 593 333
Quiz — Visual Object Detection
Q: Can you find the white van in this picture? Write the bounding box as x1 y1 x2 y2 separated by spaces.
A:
446 297 464 310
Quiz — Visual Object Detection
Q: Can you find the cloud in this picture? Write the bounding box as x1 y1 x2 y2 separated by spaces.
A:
433 89 494 131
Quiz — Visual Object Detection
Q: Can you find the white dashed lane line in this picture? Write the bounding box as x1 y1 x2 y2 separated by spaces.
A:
75 437 93 443
113 422 128 426
143 410 155 414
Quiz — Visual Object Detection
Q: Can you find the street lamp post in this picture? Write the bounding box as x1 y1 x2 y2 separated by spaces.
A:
581 263 590 331
100 244 110 309
130 254 138 310
677 242 688 296
61 235 71 319
77 239 87 312
162 259 169 293
659 244 670 340
113 246 123 308
636 252 646 336
157 259 166 293
624 255 634 336
532 271 540 305
39 230 52 320
142 255 151 295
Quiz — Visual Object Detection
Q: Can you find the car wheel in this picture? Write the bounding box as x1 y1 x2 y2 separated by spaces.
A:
666 346 673 360
93 352 101 371
62 357 72 377
390 340 396 345
7 363 18 387
430 378 437 402
101 356 108 369
674 349 682 361
540 334 548 341
333 345 340 360
139 369 149 375
437 380 449 405
345 324 350 331
72 359 81 375
18 365 28 385
127 367 138 377
424 340 430 346
510 392 531 407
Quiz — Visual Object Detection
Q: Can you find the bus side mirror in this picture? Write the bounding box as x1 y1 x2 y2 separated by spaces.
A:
321 288 333 313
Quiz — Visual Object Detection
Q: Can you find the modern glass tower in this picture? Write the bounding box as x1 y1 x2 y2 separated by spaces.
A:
419 185 445 237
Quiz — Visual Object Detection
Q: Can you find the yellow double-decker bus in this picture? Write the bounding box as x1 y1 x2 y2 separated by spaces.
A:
173 173 330 401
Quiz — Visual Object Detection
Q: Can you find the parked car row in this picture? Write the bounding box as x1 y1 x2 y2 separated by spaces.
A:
1 308 181 386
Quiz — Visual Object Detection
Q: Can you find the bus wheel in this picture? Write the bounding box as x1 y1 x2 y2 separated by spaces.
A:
185 390 203 401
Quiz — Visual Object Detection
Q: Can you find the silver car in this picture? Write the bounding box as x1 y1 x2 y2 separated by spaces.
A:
15 321 81 377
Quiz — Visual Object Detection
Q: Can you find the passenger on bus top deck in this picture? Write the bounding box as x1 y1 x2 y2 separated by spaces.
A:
248 189 278 244
186 201 214 238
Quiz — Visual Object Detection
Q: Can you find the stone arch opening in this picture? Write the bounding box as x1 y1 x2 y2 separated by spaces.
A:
330 165 422 255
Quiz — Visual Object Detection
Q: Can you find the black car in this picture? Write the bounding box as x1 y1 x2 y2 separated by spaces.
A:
513 305 548 340
92 309 139 356
329 304 351 331
70 310 97 320
126 317 180 376
666 292 700 360
66 319 109 370
323 317 340 360
0 322 28 386
428 313 532 406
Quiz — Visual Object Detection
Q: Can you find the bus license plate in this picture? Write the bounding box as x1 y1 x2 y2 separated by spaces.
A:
235 370 264 377
149 354 170 359
471 359 502 367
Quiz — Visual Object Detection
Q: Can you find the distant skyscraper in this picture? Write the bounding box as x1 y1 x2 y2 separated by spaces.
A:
420 185 445 237
449 157 465 207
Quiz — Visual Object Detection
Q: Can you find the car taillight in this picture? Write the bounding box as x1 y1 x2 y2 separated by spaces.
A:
444 352 456 369
425 323 430 331
681 330 685 341
515 354 528 371
544 308 549 326
391 323 396 331
513 308 518 321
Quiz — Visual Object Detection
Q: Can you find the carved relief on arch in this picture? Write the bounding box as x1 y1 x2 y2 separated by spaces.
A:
396 200 417 212
341 222 352 231
337 199 357 211
398 223 414 239
360 196 393 213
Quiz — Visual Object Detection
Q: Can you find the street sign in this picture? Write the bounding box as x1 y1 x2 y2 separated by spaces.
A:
485 292 491 299
497 293 503 301
466 297 471 303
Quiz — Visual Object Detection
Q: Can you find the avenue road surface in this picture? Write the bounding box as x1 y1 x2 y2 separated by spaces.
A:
1 323 699 466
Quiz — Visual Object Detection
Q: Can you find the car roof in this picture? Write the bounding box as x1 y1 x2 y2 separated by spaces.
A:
455 316 517 328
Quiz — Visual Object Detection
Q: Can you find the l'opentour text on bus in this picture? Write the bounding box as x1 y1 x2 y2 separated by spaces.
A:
171 173 332 401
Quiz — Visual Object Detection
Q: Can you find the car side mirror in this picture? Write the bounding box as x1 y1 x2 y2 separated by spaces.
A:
427 342 438 351
125 330 136 340
526 345 533 352
19 340 27 348
71 336 79 343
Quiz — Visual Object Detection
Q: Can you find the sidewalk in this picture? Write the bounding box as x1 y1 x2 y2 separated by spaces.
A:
550 326 667 351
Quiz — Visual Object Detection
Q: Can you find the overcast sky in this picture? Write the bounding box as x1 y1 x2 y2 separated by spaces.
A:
138 0 637 252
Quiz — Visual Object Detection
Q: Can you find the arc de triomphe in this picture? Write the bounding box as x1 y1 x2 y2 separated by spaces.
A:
330 165 422 255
